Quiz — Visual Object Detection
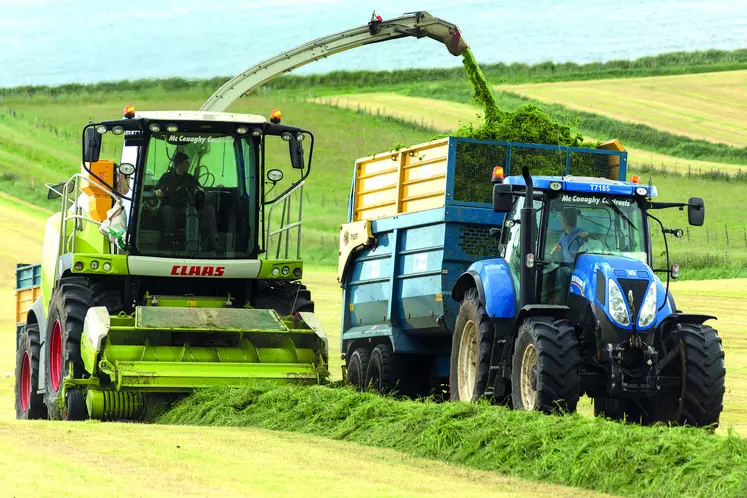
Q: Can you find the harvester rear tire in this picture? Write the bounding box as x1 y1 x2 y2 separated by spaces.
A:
15 325 46 420
347 347 371 390
43 277 122 420
511 317 580 414
449 288 493 402
365 343 401 395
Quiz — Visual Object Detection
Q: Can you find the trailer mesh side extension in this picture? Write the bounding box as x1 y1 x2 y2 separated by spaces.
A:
454 141 506 204
570 151 618 179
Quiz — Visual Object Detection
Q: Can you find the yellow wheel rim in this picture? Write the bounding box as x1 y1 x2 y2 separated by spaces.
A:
520 343 538 410
457 320 478 400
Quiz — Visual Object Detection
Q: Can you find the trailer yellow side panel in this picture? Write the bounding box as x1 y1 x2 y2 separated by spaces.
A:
353 138 449 221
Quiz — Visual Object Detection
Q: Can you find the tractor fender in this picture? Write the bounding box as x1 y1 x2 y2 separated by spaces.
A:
516 304 571 325
657 313 716 334
451 259 516 319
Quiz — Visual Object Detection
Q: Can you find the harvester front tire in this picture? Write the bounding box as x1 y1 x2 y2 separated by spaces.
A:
44 278 122 420
449 288 493 402
365 343 400 394
347 347 371 390
66 389 88 421
511 317 580 413
15 324 46 420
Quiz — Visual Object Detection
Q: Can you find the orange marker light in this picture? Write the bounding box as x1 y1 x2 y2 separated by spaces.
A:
270 109 282 124
123 105 136 119
630 175 641 184
491 166 504 182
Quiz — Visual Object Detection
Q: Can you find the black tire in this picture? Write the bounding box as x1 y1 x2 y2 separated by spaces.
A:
44 277 122 420
449 288 494 402
365 343 400 394
346 347 371 390
15 324 46 420
654 323 725 428
511 317 580 413
66 389 88 421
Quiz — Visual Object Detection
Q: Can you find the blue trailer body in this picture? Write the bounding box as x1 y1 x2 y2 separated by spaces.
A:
340 137 628 378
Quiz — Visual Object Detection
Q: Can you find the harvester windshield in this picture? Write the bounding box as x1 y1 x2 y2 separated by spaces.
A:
136 131 258 258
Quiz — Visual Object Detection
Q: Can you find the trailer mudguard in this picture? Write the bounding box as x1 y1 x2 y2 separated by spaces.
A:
451 259 516 319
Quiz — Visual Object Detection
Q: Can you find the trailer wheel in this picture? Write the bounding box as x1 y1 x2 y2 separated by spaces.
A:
511 317 580 413
347 347 371 390
365 343 400 394
654 323 725 428
449 288 493 402
44 278 122 420
15 324 46 420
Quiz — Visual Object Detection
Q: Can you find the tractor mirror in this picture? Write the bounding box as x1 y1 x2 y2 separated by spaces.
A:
493 184 513 213
289 136 305 170
84 127 102 163
687 197 705 226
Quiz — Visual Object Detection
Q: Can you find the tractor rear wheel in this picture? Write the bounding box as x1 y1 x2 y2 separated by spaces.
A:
44 277 122 420
15 324 46 420
347 347 371 390
511 317 580 413
365 343 401 394
654 323 725 428
449 288 493 402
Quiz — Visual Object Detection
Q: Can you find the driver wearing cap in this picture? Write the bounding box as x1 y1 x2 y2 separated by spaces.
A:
155 151 221 252
552 208 585 263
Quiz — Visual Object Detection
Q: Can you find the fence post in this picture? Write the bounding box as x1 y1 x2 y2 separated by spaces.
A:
725 225 729 246
706 227 709 243
744 227 746 247
686 227 690 241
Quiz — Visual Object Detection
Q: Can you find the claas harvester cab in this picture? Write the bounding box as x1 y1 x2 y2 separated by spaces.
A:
450 165 725 426
15 105 328 420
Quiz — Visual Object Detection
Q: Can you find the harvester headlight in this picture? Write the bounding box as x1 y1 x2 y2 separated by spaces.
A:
166 124 179 133
271 267 280 277
281 266 290 276
251 128 262 137
280 132 293 142
293 267 302 278
236 126 248 135
149 123 162 133
74 261 84 271
102 262 112 272
111 126 125 135
638 282 657 328
95 125 108 134
608 279 631 326
296 133 305 142
90 260 99 270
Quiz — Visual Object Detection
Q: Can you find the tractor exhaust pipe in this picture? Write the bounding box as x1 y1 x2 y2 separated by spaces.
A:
520 167 537 308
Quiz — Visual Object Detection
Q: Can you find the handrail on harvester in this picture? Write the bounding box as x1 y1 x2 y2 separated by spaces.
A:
200 11 468 112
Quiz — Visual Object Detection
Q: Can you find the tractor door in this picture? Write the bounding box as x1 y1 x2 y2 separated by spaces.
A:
504 196 543 309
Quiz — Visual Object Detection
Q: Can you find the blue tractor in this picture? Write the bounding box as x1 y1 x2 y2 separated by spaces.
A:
450 167 725 425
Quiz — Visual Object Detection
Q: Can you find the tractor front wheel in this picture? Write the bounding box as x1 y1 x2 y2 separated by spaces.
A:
15 324 46 420
511 317 580 413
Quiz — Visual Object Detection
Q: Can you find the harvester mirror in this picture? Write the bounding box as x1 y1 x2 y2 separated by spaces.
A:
267 169 284 183
46 181 66 200
492 184 513 213
84 127 102 163
290 135 305 170
687 197 705 227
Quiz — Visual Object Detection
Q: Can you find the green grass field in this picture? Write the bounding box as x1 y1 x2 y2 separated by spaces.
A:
500 70 747 147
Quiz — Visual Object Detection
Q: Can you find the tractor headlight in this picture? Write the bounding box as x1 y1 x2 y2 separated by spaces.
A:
608 279 630 326
638 283 657 328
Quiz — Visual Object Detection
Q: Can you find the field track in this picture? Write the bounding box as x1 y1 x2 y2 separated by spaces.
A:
0 197 614 497
316 93 747 174
499 70 747 147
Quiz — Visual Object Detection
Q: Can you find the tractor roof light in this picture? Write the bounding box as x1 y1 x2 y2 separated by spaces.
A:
491 166 504 183
549 181 562 191
95 124 108 134
270 109 282 124
123 105 136 119
635 187 648 196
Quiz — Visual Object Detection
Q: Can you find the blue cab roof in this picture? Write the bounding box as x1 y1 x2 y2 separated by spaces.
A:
504 175 658 197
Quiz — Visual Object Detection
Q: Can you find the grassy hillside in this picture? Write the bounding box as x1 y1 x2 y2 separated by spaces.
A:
501 70 747 147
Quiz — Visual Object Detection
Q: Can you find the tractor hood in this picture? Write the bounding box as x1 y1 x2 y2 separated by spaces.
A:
570 253 674 333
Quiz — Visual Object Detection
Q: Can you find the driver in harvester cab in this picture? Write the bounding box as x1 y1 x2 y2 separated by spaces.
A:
547 208 587 304
154 151 221 252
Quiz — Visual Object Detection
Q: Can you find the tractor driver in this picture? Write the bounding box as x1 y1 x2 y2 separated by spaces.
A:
546 208 586 303
154 152 221 252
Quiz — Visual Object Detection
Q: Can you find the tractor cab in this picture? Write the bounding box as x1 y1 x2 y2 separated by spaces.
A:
81 106 310 260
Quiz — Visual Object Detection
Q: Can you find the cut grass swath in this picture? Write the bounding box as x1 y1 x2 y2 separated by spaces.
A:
157 384 747 498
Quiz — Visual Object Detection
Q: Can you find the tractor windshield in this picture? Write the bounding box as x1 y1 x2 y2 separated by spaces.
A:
544 193 647 265
134 131 258 258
